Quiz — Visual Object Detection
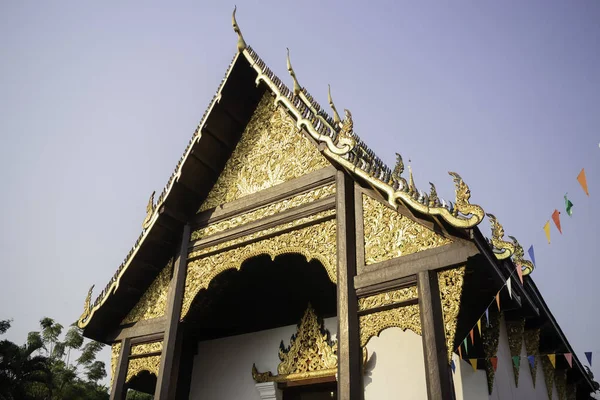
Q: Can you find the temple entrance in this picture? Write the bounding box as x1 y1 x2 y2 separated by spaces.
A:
180 253 338 400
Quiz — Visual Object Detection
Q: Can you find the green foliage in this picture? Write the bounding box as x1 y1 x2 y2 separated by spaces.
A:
0 318 109 400
126 389 154 400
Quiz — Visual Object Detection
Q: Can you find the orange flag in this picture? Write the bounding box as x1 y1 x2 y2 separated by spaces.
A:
470 329 475 345
564 353 573 368
496 292 501 311
578 168 589 196
552 210 562 234
543 221 551 244
470 359 478 372
548 354 556 368
490 357 498 371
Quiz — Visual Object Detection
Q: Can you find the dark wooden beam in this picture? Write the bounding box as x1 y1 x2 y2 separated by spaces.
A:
108 317 166 343
155 224 191 399
335 171 362 400
418 270 454 400
110 337 130 400
354 241 479 290
355 275 417 298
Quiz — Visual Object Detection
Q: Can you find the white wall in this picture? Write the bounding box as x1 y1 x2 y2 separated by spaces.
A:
363 327 428 400
453 316 554 400
189 317 337 400
190 320 427 399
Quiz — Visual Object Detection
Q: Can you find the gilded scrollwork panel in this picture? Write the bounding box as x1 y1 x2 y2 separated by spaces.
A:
199 93 330 213
125 355 161 383
362 194 452 265
359 304 421 347
110 342 121 387
182 217 337 320
524 329 540 387
192 184 335 241
506 319 525 387
130 341 163 356
121 259 173 325
357 286 417 312
438 267 466 362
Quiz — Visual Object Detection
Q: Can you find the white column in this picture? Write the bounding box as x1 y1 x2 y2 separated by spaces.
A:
255 382 282 400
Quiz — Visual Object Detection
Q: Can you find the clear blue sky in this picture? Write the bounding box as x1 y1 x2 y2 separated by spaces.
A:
1 0 598 387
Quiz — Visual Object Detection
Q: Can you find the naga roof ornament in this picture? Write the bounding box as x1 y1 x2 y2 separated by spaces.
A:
142 191 156 229
508 236 535 276
486 213 516 260
286 48 302 97
232 6 247 52
327 84 342 125
78 285 94 326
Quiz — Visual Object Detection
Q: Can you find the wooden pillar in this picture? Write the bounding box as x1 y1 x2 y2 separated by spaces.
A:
417 270 454 400
110 337 131 400
155 224 191 399
336 171 362 400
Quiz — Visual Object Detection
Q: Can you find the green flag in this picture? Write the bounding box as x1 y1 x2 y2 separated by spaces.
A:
564 193 574 216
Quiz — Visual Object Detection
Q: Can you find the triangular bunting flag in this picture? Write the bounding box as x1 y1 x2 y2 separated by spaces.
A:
485 308 490 327
585 352 592 366
565 193 574 216
512 355 520 368
470 329 475 345
548 354 556 368
516 263 523 284
552 209 562 234
564 353 572 368
470 359 478 372
458 345 463 359
528 355 535 369
528 245 536 266
577 168 589 196
543 221 551 244
496 292 501 311
507 278 512 299
477 319 482 336
463 337 468 354
450 359 456 373
490 357 498 372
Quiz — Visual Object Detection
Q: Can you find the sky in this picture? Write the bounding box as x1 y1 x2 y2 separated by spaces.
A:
1 0 599 391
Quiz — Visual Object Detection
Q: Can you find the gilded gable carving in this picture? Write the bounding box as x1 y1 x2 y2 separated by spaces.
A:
362 194 452 265
121 259 173 324
199 92 330 212
438 266 465 362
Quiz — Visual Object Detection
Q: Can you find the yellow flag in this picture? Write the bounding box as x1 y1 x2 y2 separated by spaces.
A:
477 319 482 336
470 359 478 372
548 354 556 368
543 221 551 244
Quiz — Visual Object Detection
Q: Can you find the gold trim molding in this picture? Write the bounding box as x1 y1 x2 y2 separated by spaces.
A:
438 267 466 362
358 286 417 312
252 304 338 383
192 184 335 241
126 355 161 383
130 341 163 356
362 195 452 265
182 217 337 320
359 304 421 347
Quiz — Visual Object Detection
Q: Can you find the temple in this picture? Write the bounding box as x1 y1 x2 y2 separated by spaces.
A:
77 9 595 400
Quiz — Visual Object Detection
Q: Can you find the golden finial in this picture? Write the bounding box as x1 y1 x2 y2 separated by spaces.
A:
232 6 247 52
142 191 155 229
286 48 302 96
327 84 341 125
408 160 416 195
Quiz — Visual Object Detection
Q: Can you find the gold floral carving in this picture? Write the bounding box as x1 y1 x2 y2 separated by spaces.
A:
192 184 335 241
555 369 567 400
358 286 418 312
482 308 501 395
130 341 163 356
110 342 121 387
438 267 466 362
542 355 555 400
252 304 338 383
121 259 173 324
506 319 525 387
198 93 330 212
125 355 161 383
362 195 452 265
182 218 336 320
359 304 421 347
524 329 540 387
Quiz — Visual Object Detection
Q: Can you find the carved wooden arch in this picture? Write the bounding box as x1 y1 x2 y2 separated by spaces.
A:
180 216 337 320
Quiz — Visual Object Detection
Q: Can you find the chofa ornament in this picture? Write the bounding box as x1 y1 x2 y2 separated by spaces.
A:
486 213 516 260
